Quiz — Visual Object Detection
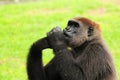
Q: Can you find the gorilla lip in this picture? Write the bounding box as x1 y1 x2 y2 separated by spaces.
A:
63 32 71 38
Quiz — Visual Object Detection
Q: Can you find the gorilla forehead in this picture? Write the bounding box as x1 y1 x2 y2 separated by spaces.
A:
72 17 101 32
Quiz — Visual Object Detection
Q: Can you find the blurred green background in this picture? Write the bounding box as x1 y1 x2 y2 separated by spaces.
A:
0 0 120 80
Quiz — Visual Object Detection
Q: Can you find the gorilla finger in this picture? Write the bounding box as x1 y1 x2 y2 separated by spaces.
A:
47 31 53 36
55 26 61 31
52 26 61 33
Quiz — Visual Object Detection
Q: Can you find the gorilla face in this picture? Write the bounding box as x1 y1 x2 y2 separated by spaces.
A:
63 20 79 38
63 19 94 47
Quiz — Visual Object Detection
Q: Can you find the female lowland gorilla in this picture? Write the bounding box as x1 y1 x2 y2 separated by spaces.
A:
27 17 118 80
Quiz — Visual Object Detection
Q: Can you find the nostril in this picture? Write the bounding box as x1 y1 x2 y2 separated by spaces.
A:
66 27 71 32
66 26 70 30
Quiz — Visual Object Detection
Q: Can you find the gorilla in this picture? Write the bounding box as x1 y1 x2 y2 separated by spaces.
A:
27 17 117 80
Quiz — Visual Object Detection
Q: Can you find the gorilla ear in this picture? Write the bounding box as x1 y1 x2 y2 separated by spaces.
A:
88 27 93 37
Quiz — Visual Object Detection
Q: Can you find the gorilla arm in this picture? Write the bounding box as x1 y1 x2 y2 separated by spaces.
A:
27 37 49 80
47 27 86 80
54 49 87 80
27 37 59 80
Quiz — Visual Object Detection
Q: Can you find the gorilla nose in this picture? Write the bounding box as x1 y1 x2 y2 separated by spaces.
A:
65 27 72 32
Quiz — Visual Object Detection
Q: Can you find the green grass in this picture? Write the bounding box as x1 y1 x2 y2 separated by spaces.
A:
0 0 120 80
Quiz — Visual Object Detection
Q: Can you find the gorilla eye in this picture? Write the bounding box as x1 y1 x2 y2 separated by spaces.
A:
88 27 93 37
74 23 79 27
68 20 79 27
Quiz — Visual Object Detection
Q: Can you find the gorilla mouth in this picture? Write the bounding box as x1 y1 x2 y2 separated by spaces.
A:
63 32 71 38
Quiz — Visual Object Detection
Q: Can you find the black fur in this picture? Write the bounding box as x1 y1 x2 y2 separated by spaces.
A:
27 26 117 80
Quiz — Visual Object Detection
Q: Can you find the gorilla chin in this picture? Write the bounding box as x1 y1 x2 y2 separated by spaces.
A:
63 31 71 44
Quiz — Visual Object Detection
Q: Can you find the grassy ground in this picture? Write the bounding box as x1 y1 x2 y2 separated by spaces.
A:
0 0 120 80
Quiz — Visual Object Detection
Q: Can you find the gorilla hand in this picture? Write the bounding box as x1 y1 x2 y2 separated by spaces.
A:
47 27 67 53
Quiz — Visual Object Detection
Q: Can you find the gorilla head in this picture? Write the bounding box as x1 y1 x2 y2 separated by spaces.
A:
63 17 101 47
